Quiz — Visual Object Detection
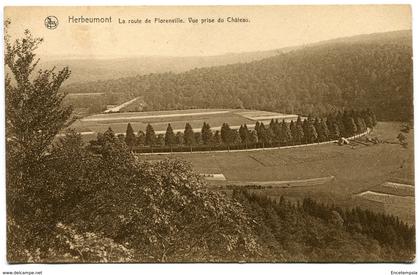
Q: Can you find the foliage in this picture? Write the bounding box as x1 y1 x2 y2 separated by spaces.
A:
136 130 146 146
239 124 250 144
125 123 136 148
9 120 263 262
280 119 292 143
220 123 232 144
5 24 73 259
6 23 412 264
63 33 413 121
52 223 134 263
145 123 156 145
121 109 375 153
233 190 415 262
5 28 72 163
301 198 415 252
165 123 176 146
201 122 213 145
49 133 263 262
184 123 195 146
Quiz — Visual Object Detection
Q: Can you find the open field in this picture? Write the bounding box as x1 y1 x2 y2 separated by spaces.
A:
369 181 414 197
68 108 299 139
142 122 415 224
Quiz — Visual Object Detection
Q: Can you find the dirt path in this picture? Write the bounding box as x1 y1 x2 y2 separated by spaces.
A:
88 109 230 120
103 97 141 113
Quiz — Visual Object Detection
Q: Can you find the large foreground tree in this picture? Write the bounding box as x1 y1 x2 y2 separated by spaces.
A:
5 21 72 162
4 22 262 263
5 20 73 259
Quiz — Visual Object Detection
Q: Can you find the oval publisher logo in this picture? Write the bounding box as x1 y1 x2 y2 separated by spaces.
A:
44 16 58 30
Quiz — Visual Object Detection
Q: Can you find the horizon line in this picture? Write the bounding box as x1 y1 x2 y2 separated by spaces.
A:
38 28 411 61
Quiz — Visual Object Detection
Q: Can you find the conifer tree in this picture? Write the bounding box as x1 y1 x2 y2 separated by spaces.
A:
336 111 346 136
343 112 357 137
145 124 157 146
366 108 377 126
295 116 305 144
355 116 367 134
329 120 340 140
370 109 377 126
221 123 232 144
269 119 278 141
201 122 213 145
254 121 260 135
258 122 269 146
266 127 274 144
314 117 321 137
362 110 374 129
243 124 251 144
326 114 334 135
239 125 247 143
125 123 136 148
304 119 318 143
165 123 176 146
308 123 318 143
184 123 195 146
317 118 330 142
273 120 281 142
290 120 297 144
269 119 275 130
256 122 263 142
303 119 309 143
280 119 292 144
327 114 341 140
249 130 258 143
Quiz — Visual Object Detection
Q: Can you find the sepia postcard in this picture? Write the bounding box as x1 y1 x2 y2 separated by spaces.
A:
3 5 414 265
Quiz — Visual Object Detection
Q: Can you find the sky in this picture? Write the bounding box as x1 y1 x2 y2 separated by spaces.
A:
5 5 412 59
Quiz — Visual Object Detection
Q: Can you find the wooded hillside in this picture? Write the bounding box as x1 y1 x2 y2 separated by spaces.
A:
63 30 412 121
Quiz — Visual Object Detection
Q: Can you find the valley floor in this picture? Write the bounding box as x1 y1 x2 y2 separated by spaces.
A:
142 122 415 224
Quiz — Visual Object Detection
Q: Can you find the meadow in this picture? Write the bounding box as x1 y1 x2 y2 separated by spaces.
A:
142 122 414 224
69 108 298 139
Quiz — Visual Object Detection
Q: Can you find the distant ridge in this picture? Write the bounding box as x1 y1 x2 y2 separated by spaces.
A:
41 48 289 85
62 30 412 121
43 30 410 85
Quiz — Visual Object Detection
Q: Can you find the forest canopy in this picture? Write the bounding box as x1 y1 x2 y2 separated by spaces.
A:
62 30 413 121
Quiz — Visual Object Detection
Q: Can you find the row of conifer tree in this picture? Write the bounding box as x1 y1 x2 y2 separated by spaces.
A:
121 109 376 149
233 189 415 261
